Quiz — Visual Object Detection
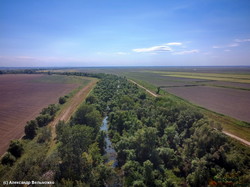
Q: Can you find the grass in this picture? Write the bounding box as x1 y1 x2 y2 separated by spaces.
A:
201 109 250 141
145 70 250 79
163 74 250 84
59 77 98 118
128 77 166 96
0 130 50 181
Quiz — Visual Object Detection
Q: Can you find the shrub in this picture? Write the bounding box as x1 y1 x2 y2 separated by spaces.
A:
37 127 52 143
25 120 38 139
8 140 24 158
36 114 52 127
41 104 59 116
1 152 16 165
86 95 97 104
59 96 66 104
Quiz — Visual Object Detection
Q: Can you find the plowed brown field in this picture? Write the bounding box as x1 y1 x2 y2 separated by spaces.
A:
166 86 250 122
0 74 79 155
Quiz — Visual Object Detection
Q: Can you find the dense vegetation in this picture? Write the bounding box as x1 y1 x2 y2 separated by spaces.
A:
54 103 114 186
1 73 249 186
92 75 250 186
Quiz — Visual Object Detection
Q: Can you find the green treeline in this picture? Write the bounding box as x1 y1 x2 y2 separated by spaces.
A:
93 75 250 186
25 104 59 140
0 68 105 79
1 73 249 186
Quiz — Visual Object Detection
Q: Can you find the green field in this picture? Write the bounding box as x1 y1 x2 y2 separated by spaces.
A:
144 70 250 84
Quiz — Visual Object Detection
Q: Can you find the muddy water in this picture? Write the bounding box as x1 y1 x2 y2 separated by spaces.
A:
100 116 118 167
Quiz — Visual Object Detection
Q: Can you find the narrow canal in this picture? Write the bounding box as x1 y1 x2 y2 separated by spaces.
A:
100 116 118 167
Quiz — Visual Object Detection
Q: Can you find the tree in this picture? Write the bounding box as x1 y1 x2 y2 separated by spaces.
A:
41 104 59 116
143 160 154 186
139 93 147 100
134 127 158 162
156 86 161 94
57 125 94 181
59 96 66 104
71 104 102 134
56 120 66 139
187 158 209 187
86 95 97 104
122 161 144 186
72 104 95 125
25 120 37 139
37 127 51 143
8 140 24 158
1 152 16 165
36 114 51 127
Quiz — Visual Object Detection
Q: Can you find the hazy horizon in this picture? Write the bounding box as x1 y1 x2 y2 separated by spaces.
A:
1 0 250 67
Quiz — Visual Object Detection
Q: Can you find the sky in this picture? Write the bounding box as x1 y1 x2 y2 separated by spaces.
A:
0 0 250 67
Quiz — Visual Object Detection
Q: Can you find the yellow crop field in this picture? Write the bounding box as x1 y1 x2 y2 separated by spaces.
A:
144 71 250 84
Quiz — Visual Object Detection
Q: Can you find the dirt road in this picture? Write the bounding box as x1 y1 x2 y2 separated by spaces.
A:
48 79 97 149
129 79 250 147
129 80 159 97
222 131 250 146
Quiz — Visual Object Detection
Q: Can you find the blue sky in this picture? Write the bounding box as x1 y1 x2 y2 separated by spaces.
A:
0 0 250 67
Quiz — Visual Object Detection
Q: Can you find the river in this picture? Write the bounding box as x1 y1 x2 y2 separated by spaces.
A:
100 116 118 167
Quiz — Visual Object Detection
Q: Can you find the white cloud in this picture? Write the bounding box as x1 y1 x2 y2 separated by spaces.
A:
224 49 231 52
234 38 250 42
213 38 250 49
203 52 211 55
165 42 182 46
133 41 185 53
173 49 199 55
228 43 239 47
133 45 172 53
213 43 239 49
212 45 221 49
116 52 129 55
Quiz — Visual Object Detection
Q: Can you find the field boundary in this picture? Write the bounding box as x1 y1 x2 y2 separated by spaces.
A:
129 79 250 147
47 78 98 154
0 74 83 156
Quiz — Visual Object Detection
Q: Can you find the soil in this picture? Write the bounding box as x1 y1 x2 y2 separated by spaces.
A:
0 74 79 155
166 86 250 122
